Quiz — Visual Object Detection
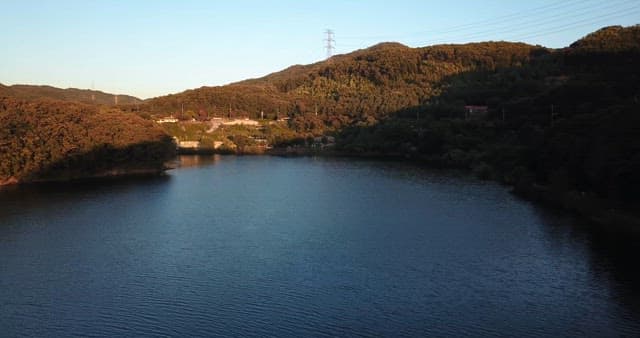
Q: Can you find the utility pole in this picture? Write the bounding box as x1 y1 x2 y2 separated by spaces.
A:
324 29 335 59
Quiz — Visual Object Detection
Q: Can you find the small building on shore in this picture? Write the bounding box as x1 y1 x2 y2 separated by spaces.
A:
156 116 179 124
464 105 488 119
178 141 200 149
222 118 260 127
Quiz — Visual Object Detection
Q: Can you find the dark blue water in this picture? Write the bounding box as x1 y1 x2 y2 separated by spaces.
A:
1 155 639 337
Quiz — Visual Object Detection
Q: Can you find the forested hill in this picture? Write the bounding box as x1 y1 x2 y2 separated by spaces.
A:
144 25 640 219
0 97 174 185
0 84 142 105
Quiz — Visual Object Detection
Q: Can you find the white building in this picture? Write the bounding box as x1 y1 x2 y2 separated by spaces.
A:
222 118 260 126
156 116 179 124
178 141 200 149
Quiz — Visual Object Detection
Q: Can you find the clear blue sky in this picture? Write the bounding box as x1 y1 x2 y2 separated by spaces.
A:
1 0 638 98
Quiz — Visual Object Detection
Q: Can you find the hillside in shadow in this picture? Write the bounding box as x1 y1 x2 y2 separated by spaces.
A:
327 26 640 221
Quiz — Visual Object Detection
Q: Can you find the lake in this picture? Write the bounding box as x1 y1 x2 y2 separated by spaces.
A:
1 155 639 336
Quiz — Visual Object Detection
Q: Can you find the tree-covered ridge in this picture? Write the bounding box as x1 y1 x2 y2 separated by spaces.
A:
0 84 142 106
144 83 294 120
0 97 175 184
145 40 543 123
569 25 640 52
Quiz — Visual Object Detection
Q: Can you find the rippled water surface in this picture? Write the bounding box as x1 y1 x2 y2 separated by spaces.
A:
1 155 639 336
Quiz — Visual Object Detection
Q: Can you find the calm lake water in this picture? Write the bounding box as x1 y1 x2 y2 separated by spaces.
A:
1 155 639 337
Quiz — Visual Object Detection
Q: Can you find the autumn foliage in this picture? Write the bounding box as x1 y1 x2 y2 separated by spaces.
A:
0 97 174 183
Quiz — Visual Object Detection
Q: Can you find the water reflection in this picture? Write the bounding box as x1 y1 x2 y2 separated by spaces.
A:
576 219 640 313
176 154 221 168
0 174 171 223
532 204 640 331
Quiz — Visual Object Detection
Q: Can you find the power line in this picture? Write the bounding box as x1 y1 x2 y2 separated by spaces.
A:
341 0 590 41
329 0 637 55
506 7 640 41
462 3 638 44
410 0 591 36
416 0 637 45
429 0 631 41
340 0 634 48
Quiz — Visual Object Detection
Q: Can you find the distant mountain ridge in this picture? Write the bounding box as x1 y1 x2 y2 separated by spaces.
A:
0 84 142 105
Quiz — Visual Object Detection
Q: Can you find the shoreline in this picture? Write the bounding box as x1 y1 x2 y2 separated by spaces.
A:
221 148 640 231
0 166 168 187
513 183 640 233
4 150 639 232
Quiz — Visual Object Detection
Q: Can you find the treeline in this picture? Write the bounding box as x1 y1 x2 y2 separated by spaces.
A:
0 97 175 184
0 84 142 106
142 84 293 120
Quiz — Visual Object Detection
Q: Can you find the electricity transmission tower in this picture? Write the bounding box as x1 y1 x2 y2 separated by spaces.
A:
91 80 95 102
324 29 335 59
